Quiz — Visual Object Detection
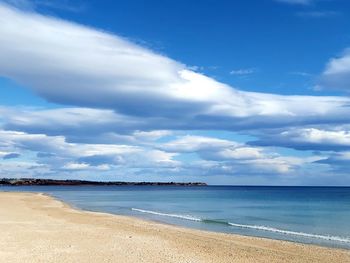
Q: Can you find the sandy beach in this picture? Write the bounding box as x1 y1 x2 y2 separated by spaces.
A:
0 192 349 263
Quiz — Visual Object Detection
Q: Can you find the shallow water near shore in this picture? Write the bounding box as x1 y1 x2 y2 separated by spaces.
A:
1 185 350 249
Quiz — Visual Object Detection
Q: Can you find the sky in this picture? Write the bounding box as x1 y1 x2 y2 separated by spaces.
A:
0 0 350 185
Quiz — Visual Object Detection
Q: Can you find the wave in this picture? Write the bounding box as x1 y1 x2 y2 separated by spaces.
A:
131 208 350 243
226 222 350 243
131 208 201 221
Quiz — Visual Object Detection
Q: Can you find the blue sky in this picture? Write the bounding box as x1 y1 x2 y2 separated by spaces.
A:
0 0 350 185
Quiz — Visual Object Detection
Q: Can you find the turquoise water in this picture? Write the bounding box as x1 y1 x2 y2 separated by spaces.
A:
1 186 350 249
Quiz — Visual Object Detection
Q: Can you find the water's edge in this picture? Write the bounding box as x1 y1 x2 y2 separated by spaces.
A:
36 192 350 250
2 185 350 250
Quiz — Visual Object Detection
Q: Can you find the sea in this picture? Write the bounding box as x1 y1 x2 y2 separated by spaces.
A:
1 185 349 249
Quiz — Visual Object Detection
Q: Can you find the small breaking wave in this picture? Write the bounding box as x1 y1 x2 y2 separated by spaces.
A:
131 208 350 243
131 208 201 221
226 222 350 243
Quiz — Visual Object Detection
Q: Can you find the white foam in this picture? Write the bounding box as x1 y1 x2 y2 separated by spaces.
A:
131 208 201 222
131 207 350 243
228 222 350 243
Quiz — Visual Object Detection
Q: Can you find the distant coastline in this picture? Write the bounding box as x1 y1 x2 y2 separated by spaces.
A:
0 178 207 187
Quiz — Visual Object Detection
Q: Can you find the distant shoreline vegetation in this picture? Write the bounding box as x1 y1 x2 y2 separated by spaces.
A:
0 178 207 187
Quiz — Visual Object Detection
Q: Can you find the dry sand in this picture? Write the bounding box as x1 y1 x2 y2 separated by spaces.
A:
0 192 349 263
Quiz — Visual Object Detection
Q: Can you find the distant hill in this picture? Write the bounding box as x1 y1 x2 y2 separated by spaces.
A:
0 178 207 187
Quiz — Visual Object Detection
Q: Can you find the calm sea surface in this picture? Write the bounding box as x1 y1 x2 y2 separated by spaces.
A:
1 185 350 249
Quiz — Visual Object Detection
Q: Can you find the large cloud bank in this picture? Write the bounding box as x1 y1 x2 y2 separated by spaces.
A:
0 3 350 185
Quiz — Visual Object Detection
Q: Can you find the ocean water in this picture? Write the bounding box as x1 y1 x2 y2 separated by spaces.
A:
1 185 350 249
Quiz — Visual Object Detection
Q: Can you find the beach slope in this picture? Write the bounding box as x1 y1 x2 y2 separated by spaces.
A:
0 192 349 263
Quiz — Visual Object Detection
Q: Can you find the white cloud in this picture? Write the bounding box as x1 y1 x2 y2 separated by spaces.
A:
0 127 339 183
62 162 91 170
251 127 350 151
3 104 350 148
0 4 186 116
133 130 173 141
160 135 309 174
0 129 134 160
0 107 147 141
1 0 85 12
1 4 350 184
286 128 350 145
159 135 238 153
0 161 49 177
230 68 256 75
0 107 124 129
0 129 312 178
289 71 312 77
202 148 303 174
0 129 181 175
205 147 264 160
1 4 350 126
319 49 350 92
62 162 110 171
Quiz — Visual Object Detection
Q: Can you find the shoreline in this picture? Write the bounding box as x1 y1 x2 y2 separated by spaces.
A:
0 192 349 263
3 188 349 249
